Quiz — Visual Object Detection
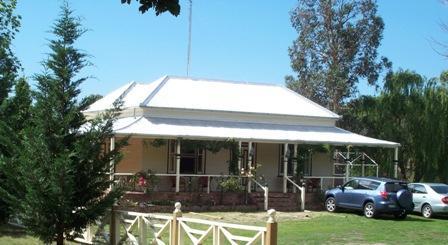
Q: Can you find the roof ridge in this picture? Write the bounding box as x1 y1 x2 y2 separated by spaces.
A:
139 75 170 106
166 75 282 87
279 86 340 119
115 81 137 103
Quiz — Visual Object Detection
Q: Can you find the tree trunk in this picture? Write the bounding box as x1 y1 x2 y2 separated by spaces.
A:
56 231 64 245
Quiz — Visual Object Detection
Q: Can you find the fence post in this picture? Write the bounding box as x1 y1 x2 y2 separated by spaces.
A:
265 209 277 245
170 202 182 245
138 215 147 245
110 207 120 245
85 224 92 242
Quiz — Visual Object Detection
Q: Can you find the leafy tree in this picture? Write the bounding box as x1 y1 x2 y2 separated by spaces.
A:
341 70 448 182
286 0 390 112
1 4 126 244
121 0 180 16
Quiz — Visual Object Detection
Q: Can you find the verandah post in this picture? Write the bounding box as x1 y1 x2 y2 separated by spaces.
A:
176 140 181 193
237 141 242 172
109 137 115 188
283 143 289 193
300 183 306 211
238 141 243 190
394 147 399 179
345 146 351 182
265 209 277 245
293 144 298 193
361 153 365 177
264 186 269 210
248 141 253 193
170 202 182 245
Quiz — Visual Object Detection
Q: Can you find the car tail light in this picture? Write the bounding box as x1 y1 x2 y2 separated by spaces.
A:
442 196 448 204
380 191 389 200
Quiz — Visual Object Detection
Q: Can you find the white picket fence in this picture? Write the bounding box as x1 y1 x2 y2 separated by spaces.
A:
73 202 278 245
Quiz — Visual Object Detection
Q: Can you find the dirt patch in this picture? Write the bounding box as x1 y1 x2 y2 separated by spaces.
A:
154 210 323 224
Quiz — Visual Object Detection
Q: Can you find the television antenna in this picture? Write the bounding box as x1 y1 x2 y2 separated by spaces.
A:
186 0 193 76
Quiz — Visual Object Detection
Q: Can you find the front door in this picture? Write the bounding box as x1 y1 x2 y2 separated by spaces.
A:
180 149 196 174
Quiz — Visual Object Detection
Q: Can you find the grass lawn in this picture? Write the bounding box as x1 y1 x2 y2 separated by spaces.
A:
1 212 447 244
278 213 448 244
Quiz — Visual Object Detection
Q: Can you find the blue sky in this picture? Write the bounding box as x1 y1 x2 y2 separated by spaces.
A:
13 0 448 98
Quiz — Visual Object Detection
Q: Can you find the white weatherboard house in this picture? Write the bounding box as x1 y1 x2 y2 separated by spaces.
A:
85 75 400 210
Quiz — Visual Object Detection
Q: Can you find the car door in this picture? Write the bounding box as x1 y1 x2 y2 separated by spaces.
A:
336 179 359 208
350 179 375 209
411 184 428 211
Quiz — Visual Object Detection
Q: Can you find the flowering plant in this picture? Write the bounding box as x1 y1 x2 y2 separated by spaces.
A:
134 169 159 193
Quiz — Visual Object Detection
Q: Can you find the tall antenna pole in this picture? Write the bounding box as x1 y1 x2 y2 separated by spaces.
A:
186 0 193 76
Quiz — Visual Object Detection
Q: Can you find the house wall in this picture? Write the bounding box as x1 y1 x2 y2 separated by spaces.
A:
311 152 332 176
116 138 232 174
141 140 168 172
116 138 144 173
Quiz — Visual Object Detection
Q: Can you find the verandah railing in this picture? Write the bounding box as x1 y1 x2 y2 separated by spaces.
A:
284 176 305 211
302 176 346 192
250 177 269 211
74 202 278 245
114 173 272 210
114 173 242 193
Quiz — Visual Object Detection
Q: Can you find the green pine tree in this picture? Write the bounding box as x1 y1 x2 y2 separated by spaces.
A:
0 78 32 223
0 0 21 104
7 3 126 244
0 0 23 223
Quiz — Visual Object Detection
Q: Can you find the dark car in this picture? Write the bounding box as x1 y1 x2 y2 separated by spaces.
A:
324 177 414 219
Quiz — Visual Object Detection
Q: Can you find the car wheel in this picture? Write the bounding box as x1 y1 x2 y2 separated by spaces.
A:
363 202 376 218
325 197 337 212
394 210 408 220
422 204 433 218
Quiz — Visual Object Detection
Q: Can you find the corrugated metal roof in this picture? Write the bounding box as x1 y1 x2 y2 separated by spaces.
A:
85 75 339 119
113 116 400 148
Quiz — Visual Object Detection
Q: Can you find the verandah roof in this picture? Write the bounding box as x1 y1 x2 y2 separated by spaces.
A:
112 116 400 148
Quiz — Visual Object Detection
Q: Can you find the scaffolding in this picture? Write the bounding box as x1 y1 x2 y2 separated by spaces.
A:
333 151 379 182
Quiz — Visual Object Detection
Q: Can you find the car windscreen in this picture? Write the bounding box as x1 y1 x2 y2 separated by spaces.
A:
430 185 448 194
385 182 407 192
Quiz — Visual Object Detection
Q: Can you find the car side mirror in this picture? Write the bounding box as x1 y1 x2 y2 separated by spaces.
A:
337 185 343 191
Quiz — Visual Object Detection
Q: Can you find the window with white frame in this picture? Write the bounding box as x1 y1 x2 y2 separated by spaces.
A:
167 140 206 174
